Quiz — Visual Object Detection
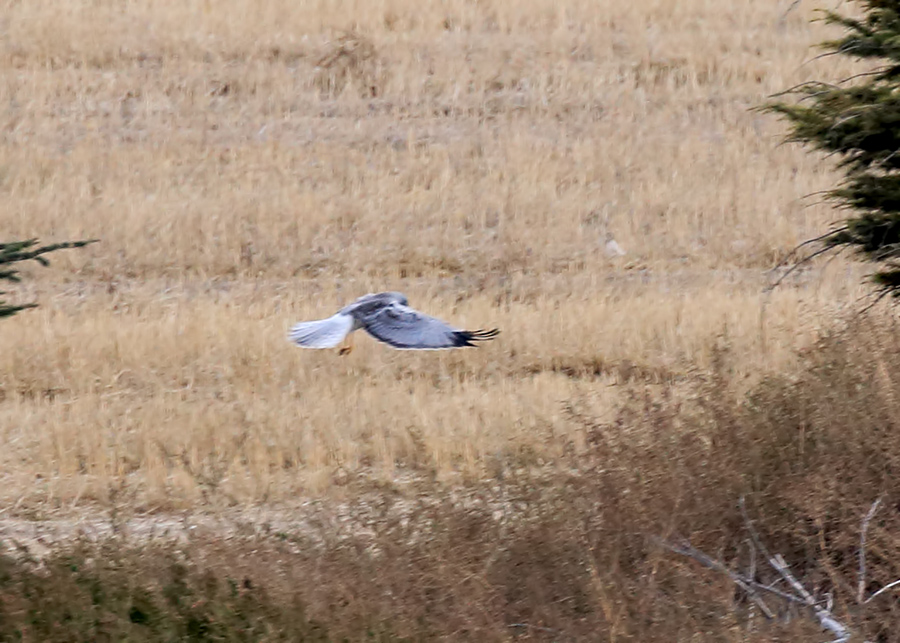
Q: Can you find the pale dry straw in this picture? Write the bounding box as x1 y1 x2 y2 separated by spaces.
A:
0 0 876 511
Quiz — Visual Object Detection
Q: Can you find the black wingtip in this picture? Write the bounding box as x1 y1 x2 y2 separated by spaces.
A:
454 328 500 347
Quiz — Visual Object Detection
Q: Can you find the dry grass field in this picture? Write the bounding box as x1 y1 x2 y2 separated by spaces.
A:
0 0 875 511
7 1 900 639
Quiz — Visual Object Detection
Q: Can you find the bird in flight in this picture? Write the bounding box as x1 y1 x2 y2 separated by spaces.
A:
288 292 499 355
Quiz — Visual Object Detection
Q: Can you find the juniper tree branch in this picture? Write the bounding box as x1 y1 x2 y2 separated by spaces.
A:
765 245 842 292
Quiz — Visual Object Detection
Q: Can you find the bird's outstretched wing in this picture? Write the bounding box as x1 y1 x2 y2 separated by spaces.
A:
361 303 499 350
288 313 355 348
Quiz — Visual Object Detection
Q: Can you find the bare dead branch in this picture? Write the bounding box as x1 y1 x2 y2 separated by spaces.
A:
858 496 883 604
657 537 794 615
866 578 900 603
739 498 852 642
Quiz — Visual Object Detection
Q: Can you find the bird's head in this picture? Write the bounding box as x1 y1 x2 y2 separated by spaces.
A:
387 292 408 306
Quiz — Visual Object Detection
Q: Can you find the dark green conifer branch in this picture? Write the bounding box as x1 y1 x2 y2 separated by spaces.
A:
0 238 98 318
765 1 900 296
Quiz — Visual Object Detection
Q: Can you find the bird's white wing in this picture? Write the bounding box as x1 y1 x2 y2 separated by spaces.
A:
361 304 499 350
288 313 355 348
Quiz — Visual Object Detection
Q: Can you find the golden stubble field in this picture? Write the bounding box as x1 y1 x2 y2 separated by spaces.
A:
0 0 875 513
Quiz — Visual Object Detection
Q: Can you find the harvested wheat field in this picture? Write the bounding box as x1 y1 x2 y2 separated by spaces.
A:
0 0 863 508
1 1 898 640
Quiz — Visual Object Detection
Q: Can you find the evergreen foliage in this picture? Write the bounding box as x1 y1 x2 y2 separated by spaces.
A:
0 238 97 318
766 0 900 296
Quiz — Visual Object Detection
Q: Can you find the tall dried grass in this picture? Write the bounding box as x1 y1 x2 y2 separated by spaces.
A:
0 0 879 512
4 318 900 641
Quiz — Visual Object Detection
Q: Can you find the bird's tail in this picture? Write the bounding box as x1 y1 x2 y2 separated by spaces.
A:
288 313 355 349
454 328 500 347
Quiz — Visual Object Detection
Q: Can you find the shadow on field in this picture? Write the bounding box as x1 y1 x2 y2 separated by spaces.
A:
3 317 900 641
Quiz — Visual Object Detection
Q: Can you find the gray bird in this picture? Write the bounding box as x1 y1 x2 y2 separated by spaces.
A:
288 292 499 355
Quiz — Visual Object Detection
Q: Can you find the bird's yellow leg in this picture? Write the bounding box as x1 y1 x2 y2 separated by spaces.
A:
338 332 355 356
